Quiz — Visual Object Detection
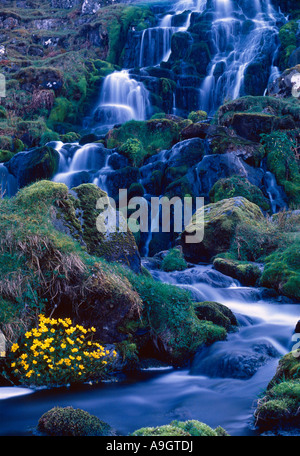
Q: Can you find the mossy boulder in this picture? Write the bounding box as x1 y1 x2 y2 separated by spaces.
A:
218 96 300 142
5 145 59 189
194 301 238 331
0 181 142 345
131 420 229 436
161 248 188 272
181 197 264 263
54 183 142 274
38 407 114 436
213 258 262 287
254 352 300 431
209 176 270 212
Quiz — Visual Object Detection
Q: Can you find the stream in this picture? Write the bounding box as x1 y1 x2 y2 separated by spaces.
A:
0 263 299 436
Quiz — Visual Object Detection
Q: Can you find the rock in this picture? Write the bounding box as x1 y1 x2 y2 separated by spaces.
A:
187 153 265 200
194 301 238 331
295 321 300 334
53 183 142 274
268 65 300 99
5 146 59 189
254 351 300 431
181 197 264 263
213 258 262 286
1 180 142 344
38 407 115 436
209 176 271 212
289 48 300 67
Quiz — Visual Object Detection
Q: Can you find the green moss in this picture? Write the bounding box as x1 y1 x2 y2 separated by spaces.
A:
106 118 181 156
122 269 227 365
261 131 300 207
38 407 113 436
213 257 262 286
131 425 191 436
209 176 271 212
131 420 229 436
194 301 238 331
260 241 300 300
0 149 14 163
188 110 208 123
118 138 147 167
161 248 187 272
255 349 300 431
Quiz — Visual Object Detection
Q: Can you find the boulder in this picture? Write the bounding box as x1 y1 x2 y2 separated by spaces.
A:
213 257 262 287
5 145 59 188
194 301 238 331
181 197 264 263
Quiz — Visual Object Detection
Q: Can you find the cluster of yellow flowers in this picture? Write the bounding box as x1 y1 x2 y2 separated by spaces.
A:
10 314 117 386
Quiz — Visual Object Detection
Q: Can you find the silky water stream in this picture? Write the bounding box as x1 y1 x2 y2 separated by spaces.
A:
0 263 299 436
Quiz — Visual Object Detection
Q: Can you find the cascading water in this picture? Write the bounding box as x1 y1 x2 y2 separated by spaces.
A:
92 70 150 133
199 0 286 114
138 0 207 68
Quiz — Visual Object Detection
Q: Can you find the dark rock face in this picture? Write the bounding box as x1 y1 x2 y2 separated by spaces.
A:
5 146 59 189
188 152 264 198
268 66 300 99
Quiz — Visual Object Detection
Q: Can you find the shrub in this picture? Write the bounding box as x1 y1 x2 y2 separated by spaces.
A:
9 314 117 386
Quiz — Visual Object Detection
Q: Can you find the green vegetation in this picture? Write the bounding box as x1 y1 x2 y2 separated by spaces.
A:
161 248 187 272
106 118 184 157
255 352 300 431
260 131 300 207
209 176 271 212
131 420 229 436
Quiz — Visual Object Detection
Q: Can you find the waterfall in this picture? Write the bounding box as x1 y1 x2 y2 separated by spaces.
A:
93 70 150 131
138 0 208 68
199 0 285 114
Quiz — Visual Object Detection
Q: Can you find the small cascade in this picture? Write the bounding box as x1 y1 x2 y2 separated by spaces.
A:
264 171 287 214
138 0 207 69
0 163 17 198
199 0 286 114
93 70 150 132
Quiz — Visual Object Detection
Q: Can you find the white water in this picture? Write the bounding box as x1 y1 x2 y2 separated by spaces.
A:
199 0 285 114
138 0 208 68
93 70 150 131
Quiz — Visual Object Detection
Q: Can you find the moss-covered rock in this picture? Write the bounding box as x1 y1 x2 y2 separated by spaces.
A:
38 407 114 436
209 176 271 212
181 197 264 263
5 145 59 189
0 181 142 346
213 257 262 287
131 420 229 436
254 352 300 432
69 184 141 274
161 248 188 272
194 301 238 331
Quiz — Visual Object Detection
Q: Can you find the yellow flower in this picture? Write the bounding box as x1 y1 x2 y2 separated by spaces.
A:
61 343 66 349
11 362 16 368
25 332 32 338
11 343 19 353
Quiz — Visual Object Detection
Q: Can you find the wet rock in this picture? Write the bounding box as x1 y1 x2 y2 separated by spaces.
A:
5 146 59 189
